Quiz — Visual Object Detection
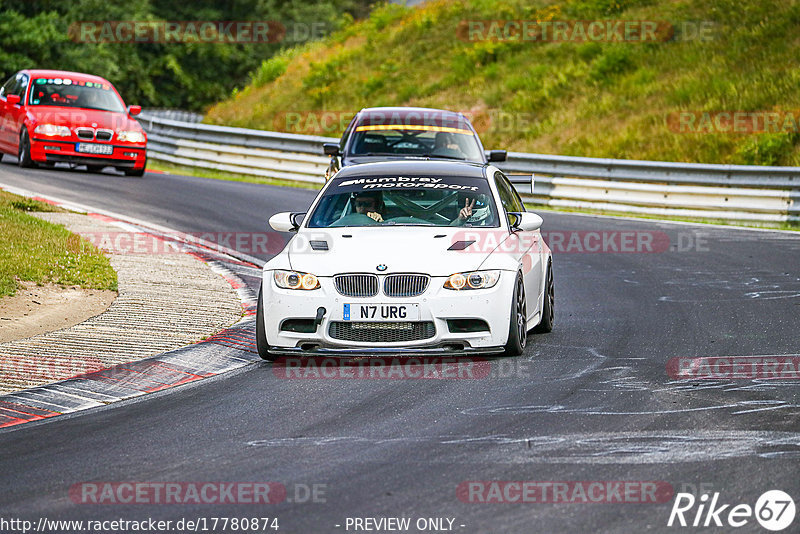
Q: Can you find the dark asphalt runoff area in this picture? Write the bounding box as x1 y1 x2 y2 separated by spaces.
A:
0 162 799 533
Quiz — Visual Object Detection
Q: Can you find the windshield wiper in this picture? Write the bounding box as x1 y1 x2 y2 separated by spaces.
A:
419 154 466 160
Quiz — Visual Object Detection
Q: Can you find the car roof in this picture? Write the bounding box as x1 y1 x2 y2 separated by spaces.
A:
22 70 111 85
358 107 468 120
331 160 488 179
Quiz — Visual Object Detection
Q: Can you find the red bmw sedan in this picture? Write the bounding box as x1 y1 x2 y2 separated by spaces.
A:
0 69 147 176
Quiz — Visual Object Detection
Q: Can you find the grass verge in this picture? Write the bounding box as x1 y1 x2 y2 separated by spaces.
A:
0 191 118 298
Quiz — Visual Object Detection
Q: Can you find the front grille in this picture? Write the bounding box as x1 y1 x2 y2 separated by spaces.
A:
75 128 94 140
334 274 378 297
384 274 429 297
329 321 435 343
95 129 113 141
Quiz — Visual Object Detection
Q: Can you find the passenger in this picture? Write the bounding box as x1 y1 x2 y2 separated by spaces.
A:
451 195 492 226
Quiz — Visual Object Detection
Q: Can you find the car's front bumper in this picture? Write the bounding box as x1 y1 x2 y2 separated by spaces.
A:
30 137 146 169
261 271 516 353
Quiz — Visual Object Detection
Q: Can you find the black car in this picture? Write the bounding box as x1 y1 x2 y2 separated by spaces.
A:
323 107 506 179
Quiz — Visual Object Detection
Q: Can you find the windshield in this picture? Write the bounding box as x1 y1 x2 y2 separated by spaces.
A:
307 175 499 228
348 125 484 162
28 77 125 113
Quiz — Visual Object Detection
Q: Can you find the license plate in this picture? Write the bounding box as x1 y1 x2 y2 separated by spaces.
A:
76 143 113 155
343 303 419 321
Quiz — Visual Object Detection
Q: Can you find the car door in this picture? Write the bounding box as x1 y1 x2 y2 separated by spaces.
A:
494 171 542 321
0 74 20 153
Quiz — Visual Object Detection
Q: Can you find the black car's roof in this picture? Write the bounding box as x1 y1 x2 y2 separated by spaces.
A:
331 160 488 179
357 106 467 119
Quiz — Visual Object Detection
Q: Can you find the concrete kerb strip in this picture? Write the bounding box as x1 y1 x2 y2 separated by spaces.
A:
0 185 265 429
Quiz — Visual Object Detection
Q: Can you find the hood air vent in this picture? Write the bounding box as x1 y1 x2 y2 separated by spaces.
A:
447 240 476 251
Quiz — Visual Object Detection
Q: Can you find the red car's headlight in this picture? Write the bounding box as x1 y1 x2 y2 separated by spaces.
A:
34 124 71 137
117 130 146 143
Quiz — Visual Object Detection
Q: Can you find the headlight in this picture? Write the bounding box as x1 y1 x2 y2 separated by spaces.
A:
274 270 320 290
444 270 500 290
117 130 146 143
34 124 70 137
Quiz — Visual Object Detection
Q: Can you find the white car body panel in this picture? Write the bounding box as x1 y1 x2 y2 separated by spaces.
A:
259 162 551 355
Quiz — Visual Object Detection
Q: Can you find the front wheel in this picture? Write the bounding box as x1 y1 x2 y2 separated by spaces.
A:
124 157 146 177
503 273 527 356
256 286 278 361
18 130 35 168
534 261 554 334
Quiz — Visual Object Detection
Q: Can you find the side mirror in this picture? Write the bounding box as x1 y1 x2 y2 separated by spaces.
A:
6 94 21 106
269 212 304 233
127 105 142 116
323 143 340 157
510 212 542 232
486 149 507 162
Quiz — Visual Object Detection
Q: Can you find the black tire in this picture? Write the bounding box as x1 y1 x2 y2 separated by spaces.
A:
256 286 278 361
18 130 35 168
503 272 527 356
534 261 554 334
86 165 104 173
124 157 146 177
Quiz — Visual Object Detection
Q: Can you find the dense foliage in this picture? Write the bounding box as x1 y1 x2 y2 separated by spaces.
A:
207 0 800 165
0 0 372 110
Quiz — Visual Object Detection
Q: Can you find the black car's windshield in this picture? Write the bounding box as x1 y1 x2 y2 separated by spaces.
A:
348 126 484 162
307 175 499 228
28 77 125 113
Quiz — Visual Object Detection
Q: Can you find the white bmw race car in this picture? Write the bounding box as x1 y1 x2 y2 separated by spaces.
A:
256 160 553 360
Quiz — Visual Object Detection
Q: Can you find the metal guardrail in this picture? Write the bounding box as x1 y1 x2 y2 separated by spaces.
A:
140 112 800 223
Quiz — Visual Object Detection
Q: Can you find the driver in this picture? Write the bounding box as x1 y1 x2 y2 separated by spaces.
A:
433 131 465 158
352 191 385 222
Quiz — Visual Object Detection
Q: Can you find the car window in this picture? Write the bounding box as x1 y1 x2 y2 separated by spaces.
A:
494 171 525 214
307 175 499 228
14 74 28 98
1 75 19 99
348 126 484 162
28 77 125 112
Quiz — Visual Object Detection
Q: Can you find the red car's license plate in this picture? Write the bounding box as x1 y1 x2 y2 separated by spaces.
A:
76 143 113 155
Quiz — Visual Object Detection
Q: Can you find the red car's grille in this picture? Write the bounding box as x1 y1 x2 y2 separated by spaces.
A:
75 128 94 140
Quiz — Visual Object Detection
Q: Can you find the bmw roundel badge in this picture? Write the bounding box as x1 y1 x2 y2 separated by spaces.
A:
376 264 387 272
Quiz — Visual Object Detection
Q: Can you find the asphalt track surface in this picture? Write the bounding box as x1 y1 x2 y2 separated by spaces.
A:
1 162 799 533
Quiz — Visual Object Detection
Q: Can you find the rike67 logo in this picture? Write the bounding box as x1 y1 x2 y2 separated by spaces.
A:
668 490 795 531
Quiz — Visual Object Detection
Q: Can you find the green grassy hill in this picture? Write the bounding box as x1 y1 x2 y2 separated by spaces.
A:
205 0 800 166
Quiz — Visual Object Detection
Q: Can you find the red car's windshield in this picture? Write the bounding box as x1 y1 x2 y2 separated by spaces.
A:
28 77 125 113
